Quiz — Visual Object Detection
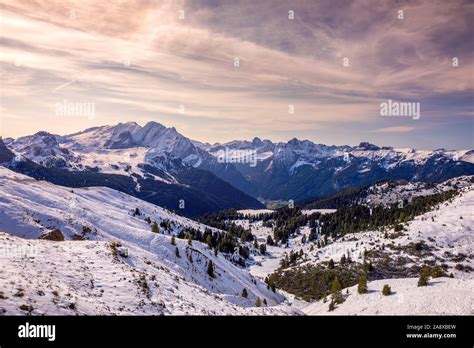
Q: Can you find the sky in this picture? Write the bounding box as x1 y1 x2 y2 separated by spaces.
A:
0 0 473 149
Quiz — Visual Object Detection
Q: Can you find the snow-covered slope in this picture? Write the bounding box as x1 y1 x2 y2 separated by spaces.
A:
1 164 472 315
237 184 474 280
7 122 206 182
2 133 264 217
303 277 474 315
0 167 296 315
11 131 82 169
364 176 474 207
302 189 474 274
0 166 194 240
209 138 474 172
7 122 474 204
61 121 202 168
0 232 298 315
229 176 473 315
208 139 474 202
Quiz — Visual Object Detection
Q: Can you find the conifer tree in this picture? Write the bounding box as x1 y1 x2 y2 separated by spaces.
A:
331 277 343 304
328 300 335 311
241 288 248 298
368 261 374 272
301 234 307 244
206 235 213 248
266 235 274 246
207 260 215 278
328 259 335 269
382 284 391 296
418 266 430 286
357 273 368 294
340 254 346 265
175 247 180 258
431 265 445 278
171 235 176 245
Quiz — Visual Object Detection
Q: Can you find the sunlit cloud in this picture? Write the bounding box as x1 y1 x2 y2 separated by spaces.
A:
0 0 472 149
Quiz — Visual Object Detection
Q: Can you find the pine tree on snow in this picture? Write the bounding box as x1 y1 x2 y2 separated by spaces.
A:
207 260 215 278
418 266 430 287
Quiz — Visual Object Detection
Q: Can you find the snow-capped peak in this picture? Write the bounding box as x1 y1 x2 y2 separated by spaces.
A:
10 131 80 168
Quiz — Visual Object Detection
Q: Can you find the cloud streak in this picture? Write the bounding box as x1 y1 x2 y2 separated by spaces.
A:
0 0 472 149
373 126 415 133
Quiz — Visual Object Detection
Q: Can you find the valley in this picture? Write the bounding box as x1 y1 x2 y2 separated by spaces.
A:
0 122 473 316
0 163 472 315
3 122 474 212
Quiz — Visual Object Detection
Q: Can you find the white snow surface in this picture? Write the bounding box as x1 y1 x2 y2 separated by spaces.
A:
1 164 472 316
239 184 474 280
364 176 473 206
232 179 473 315
8 123 473 182
0 167 299 315
301 209 337 216
303 277 473 315
237 209 274 216
0 232 300 315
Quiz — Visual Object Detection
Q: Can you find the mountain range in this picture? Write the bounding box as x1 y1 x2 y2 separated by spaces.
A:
1 121 473 216
0 126 472 316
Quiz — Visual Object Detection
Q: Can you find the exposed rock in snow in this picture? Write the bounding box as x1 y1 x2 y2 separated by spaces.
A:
39 229 65 241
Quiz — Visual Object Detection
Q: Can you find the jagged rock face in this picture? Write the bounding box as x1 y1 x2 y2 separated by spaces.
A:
357 142 380 151
8 132 80 169
5 122 474 204
39 229 65 241
104 131 136 149
0 137 14 163
206 137 473 201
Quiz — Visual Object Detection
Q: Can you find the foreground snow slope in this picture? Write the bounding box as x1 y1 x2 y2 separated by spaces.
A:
0 166 212 240
0 233 299 315
0 167 294 314
303 277 474 315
